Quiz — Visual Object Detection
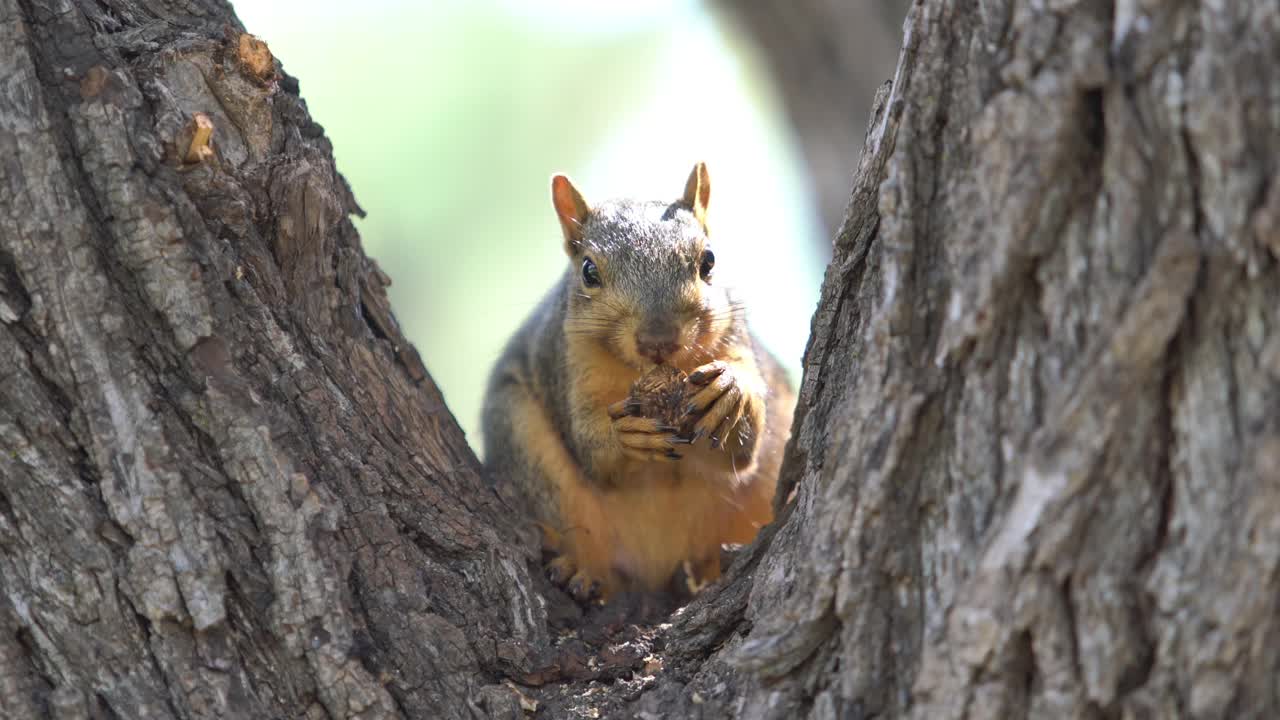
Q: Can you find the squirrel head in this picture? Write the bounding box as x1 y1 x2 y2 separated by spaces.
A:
551 163 738 369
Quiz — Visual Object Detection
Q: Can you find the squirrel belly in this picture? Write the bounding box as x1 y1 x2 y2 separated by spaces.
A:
481 163 795 601
569 439 778 591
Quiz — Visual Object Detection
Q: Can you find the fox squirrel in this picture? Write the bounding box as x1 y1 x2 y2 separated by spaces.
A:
483 163 795 601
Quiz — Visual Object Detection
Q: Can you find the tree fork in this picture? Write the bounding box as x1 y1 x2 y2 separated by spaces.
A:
2 1 1279 719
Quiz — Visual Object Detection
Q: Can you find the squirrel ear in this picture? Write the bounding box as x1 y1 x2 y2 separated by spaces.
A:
551 174 590 255
681 162 710 230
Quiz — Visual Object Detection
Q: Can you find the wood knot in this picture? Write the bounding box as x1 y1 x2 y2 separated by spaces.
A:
236 33 276 84
184 112 216 164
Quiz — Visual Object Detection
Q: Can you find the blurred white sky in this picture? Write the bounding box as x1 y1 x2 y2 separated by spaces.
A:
234 0 824 444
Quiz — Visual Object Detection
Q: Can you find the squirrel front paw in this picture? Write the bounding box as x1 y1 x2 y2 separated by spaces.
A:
684 361 756 449
607 398 691 462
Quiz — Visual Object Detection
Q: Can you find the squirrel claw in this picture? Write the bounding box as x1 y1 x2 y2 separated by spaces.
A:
685 363 736 421
548 556 607 603
689 377 746 447
608 398 642 420
616 415 687 460
567 572 602 602
686 361 727 386
546 555 576 586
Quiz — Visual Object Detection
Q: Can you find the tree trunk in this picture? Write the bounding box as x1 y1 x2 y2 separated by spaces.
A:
0 3 544 718
720 0 908 245
3 2 1279 720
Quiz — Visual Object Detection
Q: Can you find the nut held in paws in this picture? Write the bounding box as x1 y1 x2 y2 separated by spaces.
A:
629 365 689 429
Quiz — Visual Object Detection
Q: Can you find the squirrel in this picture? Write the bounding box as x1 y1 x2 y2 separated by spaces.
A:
482 163 795 601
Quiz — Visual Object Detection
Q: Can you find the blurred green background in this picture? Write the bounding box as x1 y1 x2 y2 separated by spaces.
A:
235 0 827 451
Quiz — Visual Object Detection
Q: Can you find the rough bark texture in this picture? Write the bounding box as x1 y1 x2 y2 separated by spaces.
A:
0 2 545 719
647 0 1280 717
3 1 1279 719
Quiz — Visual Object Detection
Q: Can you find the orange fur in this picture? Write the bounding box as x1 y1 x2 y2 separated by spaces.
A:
510 382 773 595
549 335 776 595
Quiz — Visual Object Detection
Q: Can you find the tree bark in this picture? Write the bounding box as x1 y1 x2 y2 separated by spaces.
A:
3 2 1279 720
0 2 544 718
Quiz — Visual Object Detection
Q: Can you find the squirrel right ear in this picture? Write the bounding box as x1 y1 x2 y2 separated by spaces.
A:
552 174 590 255
681 162 711 230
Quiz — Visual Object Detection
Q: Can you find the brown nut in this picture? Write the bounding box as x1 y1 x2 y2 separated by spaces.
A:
629 365 689 429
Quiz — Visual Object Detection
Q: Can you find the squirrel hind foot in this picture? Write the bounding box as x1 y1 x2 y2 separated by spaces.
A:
545 554 608 603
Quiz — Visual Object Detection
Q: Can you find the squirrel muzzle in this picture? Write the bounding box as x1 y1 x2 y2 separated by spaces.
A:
635 321 681 364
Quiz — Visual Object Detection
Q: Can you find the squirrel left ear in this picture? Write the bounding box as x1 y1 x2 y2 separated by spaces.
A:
552 174 591 256
681 162 710 230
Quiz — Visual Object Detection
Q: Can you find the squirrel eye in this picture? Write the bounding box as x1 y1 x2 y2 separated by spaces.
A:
582 257 602 288
699 249 715 281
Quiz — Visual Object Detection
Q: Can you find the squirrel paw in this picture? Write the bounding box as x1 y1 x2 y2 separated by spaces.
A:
607 400 689 462
684 361 749 448
546 555 604 602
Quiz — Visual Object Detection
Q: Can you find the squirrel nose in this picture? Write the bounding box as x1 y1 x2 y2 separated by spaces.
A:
635 330 679 364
